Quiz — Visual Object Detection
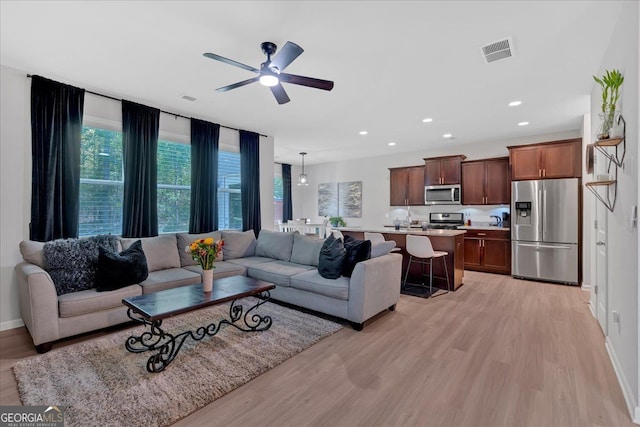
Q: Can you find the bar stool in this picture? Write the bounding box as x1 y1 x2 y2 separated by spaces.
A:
402 234 450 297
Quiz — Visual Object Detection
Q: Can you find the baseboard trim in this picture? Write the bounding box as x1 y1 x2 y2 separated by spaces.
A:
0 318 24 331
588 301 596 318
605 337 638 424
581 281 591 291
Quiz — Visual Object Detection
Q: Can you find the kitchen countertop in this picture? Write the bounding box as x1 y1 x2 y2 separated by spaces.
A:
457 225 510 231
337 227 467 237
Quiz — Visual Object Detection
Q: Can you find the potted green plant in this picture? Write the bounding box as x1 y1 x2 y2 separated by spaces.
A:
593 69 624 140
329 216 346 227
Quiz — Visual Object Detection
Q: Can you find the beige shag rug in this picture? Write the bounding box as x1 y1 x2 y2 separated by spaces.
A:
13 298 342 427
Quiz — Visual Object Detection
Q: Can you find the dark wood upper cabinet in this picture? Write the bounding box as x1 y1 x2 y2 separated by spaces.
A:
508 138 581 180
461 157 509 205
389 165 425 206
423 155 466 185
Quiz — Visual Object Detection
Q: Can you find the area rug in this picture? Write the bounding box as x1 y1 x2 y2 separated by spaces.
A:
13 298 342 427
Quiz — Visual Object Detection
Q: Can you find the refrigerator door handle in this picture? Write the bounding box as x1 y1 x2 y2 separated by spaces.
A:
538 189 543 240
515 243 574 250
543 189 547 239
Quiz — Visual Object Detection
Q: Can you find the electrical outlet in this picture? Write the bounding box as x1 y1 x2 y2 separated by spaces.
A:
612 311 620 323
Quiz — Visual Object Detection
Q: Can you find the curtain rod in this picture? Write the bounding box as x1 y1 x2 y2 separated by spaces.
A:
26 74 268 137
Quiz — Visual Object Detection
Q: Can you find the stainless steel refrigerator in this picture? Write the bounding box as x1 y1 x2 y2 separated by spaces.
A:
511 178 579 284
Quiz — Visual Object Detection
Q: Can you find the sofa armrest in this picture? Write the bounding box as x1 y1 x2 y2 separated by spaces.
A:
347 253 402 323
15 262 60 346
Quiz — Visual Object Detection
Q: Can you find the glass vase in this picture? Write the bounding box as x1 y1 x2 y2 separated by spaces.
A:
597 108 618 140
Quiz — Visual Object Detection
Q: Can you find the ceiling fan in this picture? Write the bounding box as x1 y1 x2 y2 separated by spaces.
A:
203 41 334 104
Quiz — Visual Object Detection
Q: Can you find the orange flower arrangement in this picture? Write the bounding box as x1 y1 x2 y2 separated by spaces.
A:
186 237 224 270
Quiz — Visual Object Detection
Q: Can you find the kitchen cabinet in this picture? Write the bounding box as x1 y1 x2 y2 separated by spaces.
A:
424 155 466 185
508 138 581 181
461 157 509 205
389 165 425 206
463 229 510 274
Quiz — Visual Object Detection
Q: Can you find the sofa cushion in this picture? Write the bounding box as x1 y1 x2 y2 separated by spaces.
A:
95 240 149 292
139 268 201 294
290 269 350 300
43 235 120 295
371 241 397 258
318 234 345 280
255 229 296 261
58 285 141 318
221 230 256 260
121 234 181 272
176 231 223 267
341 235 371 278
247 261 314 287
290 233 323 266
183 261 247 280
19 240 45 268
225 256 275 268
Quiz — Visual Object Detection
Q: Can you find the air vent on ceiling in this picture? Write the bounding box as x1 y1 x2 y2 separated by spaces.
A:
481 37 514 63
181 95 197 102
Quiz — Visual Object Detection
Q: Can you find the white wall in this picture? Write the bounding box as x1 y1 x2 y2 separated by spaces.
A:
587 1 639 422
0 66 31 330
0 65 275 329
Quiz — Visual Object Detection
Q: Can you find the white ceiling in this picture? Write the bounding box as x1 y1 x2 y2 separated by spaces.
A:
0 1 624 166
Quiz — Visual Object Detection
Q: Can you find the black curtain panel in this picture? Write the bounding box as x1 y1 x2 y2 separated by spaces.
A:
282 163 293 222
30 75 85 242
121 100 160 238
239 130 261 236
189 118 220 233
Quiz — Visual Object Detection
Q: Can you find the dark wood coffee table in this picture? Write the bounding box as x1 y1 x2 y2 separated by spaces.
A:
122 275 276 373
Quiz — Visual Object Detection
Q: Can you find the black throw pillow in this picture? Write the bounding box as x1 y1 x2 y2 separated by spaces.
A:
95 240 149 292
341 234 372 278
318 234 346 280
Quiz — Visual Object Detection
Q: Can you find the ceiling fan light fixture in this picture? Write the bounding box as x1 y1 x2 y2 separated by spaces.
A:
259 74 279 87
298 152 309 186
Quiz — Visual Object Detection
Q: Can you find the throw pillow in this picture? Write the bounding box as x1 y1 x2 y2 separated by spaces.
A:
120 234 180 272
370 241 397 258
255 229 296 261
341 234 372 278
290 233 324 266
318 234 346 280
220 230 257 260
95 240 149 292
43 235 120 296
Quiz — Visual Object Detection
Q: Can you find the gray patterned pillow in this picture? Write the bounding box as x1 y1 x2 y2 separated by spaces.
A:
43 235 119 295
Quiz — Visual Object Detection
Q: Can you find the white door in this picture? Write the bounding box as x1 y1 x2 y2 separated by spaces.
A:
595 194 608 334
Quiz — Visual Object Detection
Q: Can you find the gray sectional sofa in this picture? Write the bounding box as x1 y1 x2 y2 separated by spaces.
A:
16 229 402 352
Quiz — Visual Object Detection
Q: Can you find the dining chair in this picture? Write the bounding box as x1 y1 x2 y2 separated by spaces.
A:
402 234 450 297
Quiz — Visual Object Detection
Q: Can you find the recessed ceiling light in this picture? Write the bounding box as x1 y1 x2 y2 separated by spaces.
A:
518 121 529 126
443 133 453 139
359 131 368 135
422 118 433 123
508 101 522 107
388 142 396 146
181 95 197 102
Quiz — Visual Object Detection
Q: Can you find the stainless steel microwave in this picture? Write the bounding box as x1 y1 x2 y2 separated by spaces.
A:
424 184 461 205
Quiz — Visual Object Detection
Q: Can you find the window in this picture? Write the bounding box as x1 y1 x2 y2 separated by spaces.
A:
79 126 124 236
274 165 283 226
218 151 242 230
157 139 190 233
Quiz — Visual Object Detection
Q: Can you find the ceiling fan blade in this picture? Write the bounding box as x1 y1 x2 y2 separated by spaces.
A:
279 73 334 91
203 52 260 73
216 77 260 92
268 41 304 72
270 83 290 104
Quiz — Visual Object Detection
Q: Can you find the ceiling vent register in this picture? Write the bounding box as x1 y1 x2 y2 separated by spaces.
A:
482 37 514 63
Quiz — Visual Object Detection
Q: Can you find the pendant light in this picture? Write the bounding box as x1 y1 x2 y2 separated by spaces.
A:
298 152 309 186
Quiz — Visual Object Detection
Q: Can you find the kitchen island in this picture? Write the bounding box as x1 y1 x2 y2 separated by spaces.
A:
339 227 466 291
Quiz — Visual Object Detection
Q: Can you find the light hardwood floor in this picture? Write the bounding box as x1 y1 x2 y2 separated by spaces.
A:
0 271 634 427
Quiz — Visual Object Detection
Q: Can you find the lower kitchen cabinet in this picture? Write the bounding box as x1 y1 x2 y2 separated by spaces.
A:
463 229 510 274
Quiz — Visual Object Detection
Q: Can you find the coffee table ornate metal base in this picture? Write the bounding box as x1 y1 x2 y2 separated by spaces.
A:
122 276 275 373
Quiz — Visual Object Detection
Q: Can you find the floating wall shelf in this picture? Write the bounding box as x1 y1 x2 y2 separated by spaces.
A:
584 114 626 212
